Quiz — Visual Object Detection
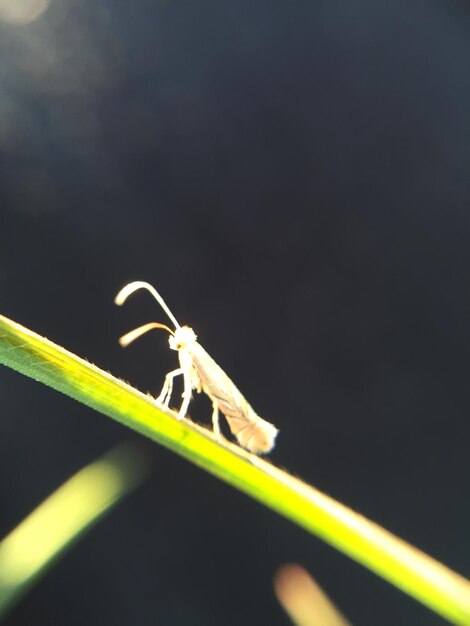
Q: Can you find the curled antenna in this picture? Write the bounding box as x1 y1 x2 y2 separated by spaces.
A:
114 281 181 329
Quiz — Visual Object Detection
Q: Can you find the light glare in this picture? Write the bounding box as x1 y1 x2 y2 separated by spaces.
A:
0 0 51 25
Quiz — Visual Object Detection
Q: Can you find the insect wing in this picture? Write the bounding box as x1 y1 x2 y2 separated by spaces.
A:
189 341 278 453
189 341 250 419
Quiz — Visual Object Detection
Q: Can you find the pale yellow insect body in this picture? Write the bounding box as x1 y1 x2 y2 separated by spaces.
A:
115 281 278 454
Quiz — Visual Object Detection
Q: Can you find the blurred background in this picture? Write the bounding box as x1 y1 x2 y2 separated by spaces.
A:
0 0 469 624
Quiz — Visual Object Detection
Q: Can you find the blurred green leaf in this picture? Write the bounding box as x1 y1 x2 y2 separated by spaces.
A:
0 443 150 619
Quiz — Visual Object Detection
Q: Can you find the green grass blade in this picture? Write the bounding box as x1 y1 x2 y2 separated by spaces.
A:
0 313 469 625
0 443 150 619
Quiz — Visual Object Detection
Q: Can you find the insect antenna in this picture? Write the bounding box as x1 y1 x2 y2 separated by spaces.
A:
118 322 174 347
115 281 181 329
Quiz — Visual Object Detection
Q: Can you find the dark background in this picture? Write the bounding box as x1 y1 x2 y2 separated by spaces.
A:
0 1 469 624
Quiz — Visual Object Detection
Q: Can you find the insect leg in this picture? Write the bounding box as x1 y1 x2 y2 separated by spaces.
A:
157 368 183 408
177 369 193 419
211 403 222 441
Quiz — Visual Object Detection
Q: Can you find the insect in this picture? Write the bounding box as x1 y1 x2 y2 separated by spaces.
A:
115 281 278 454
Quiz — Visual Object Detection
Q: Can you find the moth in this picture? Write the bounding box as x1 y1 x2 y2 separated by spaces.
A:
115 281 278 454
